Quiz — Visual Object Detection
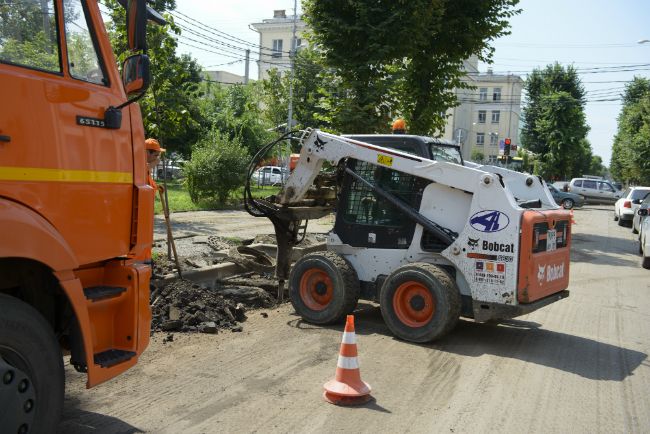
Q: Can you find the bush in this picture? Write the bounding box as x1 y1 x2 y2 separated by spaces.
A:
184 130 250 204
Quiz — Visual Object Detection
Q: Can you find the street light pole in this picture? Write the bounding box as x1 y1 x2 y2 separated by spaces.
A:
285 0 298 177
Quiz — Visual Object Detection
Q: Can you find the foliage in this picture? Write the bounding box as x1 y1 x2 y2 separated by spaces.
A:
183 128 249 204
103 0 204 156
610 77 650 185
199 81 272 156
521 63 595 180
470 149 485 162
260 48 333 133
303 0 520 135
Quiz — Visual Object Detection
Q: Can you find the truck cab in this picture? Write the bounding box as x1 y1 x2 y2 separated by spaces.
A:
0 0 157 430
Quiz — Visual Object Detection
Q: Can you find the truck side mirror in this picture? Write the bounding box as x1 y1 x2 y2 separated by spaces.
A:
127 0 147 51
122 54 150 95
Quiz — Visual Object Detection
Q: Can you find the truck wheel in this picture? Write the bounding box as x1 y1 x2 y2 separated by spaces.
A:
0 294 64 433
380 263 461 343
289 252 360 324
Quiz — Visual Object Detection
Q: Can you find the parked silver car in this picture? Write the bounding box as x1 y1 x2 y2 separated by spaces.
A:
568 178 622 204
614 187 650 228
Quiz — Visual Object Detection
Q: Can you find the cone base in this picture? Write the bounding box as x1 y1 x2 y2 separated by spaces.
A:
323 390 372 406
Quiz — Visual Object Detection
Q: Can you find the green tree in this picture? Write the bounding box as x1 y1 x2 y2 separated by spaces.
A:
611 77 650 185
200 81 272 156
261 48 333 132
521 63 594 180
471 149 485 162
184 128 249 204
103 0 204 156
303 0 520 134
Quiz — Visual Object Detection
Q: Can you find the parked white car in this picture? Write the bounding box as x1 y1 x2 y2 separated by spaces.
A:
614 187 650 227
640 208 650 269
633 193 650 235
252 166 289 186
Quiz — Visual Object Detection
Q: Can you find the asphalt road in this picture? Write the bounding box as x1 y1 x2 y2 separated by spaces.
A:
59 205 650 433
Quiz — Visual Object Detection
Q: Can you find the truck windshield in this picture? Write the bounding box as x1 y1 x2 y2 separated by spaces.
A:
428 144 462 165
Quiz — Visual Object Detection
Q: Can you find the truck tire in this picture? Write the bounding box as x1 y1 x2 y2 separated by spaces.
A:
379 263 461 343
0 293 64 433
289 251 360 324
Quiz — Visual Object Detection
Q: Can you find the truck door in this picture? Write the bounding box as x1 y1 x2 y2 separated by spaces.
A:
0 0 134 264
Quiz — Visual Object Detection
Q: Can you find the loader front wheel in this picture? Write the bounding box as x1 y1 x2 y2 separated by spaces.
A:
380 263 461 343
289 252 360 324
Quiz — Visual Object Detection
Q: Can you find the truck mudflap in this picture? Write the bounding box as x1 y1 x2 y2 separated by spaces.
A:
517 209 572 303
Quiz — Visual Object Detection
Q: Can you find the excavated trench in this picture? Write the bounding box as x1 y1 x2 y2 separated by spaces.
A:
150 234 326 336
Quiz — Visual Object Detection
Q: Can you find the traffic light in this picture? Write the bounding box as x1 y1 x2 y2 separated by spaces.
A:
504 137 511 156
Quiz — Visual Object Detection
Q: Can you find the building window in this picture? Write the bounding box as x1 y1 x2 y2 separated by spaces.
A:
491 110 500 124
479 87 488 101
294 38 302 50
488 155 498 164
272 39 283 58
493 87 502 101
478 110 486 123
490 133 498 146
476 133 485 146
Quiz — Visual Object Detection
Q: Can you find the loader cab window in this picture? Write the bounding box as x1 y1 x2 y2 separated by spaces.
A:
63 0 107 85
335 159 428 249
429 143 462 165
0 0 61 73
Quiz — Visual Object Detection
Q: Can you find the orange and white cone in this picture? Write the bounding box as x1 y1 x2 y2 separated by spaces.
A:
323 315 372 405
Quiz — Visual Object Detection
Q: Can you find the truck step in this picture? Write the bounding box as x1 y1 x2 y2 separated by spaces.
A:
84 285 127 301
94 349 136 368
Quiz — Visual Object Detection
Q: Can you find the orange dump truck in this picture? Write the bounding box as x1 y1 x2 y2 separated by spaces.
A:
0 0 161 430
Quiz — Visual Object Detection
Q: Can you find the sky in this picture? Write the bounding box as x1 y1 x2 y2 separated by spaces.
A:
169 0 650 166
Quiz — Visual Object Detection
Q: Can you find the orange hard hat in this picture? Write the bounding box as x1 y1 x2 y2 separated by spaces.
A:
145 138 165 153
392 118 406 131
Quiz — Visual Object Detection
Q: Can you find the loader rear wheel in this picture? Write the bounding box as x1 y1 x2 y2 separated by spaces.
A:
289 251 360 324
0 294 64 433
380 263 461 343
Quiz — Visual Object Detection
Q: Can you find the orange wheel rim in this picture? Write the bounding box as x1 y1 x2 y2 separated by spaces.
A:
393 281 435 327
299 268 333 311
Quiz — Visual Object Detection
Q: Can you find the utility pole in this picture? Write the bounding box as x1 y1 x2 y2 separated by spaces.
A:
284 0 298 177
244 49 250 84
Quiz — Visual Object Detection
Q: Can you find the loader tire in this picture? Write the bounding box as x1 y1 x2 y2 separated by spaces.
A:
0 293 64 433
289 251 360 324
380 263 461 343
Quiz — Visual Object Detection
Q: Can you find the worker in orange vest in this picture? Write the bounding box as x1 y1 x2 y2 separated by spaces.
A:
392 118 406 134
145 138 165 191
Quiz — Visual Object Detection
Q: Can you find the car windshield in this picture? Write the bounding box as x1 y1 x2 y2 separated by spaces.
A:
428 143 462 165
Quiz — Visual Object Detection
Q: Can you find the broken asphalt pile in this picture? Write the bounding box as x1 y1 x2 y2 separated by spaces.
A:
151 274 278 335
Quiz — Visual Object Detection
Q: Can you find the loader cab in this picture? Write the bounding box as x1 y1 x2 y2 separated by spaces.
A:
335 135 458 252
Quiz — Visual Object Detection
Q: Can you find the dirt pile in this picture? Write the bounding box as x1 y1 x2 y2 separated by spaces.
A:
151 275 278 334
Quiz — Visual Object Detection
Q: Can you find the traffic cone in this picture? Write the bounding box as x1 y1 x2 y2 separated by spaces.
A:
323 315 372 406
570 209 577 225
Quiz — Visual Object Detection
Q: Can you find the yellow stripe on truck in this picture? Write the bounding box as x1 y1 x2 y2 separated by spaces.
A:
0 167 133 184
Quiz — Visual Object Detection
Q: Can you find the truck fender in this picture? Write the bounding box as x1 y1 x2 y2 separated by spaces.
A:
0 199 78 271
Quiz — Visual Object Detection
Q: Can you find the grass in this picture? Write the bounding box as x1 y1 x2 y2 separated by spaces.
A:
154 180 280 214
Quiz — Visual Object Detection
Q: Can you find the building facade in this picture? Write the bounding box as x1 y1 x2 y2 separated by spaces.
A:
442 58 523 163
250 10 306 80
